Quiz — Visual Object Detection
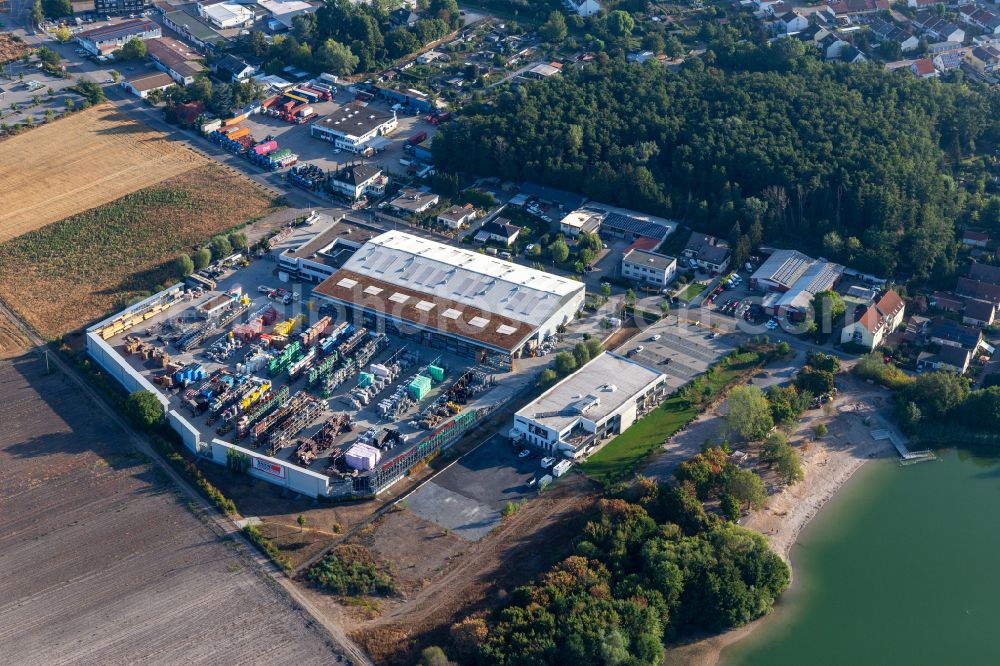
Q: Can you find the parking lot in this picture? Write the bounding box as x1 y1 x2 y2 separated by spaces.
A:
405 433 541 541
0 61 81 127
618 317 736 391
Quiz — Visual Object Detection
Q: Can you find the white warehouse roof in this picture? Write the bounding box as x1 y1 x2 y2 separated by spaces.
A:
330 230 584 327
516 352 666 433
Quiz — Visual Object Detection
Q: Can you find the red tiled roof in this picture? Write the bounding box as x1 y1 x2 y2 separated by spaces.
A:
876 289 904 317
626 237 661 253
856 305 882 333
912 58 936 76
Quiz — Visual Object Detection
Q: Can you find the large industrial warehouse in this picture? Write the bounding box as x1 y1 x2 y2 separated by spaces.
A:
312 230 586 368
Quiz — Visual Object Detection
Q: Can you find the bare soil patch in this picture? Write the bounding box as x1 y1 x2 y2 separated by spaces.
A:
0 103 207 239
337 474 597 665
0 344 339 664
0 34 32 64
0 163 279 337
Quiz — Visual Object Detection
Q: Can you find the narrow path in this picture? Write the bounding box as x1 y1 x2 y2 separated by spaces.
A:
0 300 373 666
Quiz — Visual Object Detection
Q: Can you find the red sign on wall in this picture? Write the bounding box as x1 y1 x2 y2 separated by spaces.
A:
251 457 286 479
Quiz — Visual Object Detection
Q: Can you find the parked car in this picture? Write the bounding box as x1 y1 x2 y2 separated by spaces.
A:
650 334 661 341
518 449 531 459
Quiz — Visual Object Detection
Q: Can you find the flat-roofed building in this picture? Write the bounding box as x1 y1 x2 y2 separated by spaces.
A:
76 18 161 56
621 248 677 287
311 230 586 365
278 216 379 282
509 352 667 456
311 105 398 153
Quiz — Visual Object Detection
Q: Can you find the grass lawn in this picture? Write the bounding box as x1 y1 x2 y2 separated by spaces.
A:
580 349 770 484
678 282 707 302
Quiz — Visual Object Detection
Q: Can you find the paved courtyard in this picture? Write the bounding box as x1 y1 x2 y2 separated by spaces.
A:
405 433 540 541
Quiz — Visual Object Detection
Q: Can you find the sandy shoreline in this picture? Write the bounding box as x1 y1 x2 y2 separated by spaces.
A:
665 375 898 665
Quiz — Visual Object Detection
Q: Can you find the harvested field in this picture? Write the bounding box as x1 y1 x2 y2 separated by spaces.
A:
0 313 28 358
0 346 339 664
0 163 279 338
0 103 206 240
0 34 31 64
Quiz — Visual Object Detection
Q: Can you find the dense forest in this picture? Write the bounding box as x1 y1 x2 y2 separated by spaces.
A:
434 39 1000 281
447 479 789 665
237 0 461 76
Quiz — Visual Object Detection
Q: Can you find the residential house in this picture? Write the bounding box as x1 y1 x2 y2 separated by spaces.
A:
328 164 386 201
931 291 965 312
75 18 161 57
843 45 869 62
559 208 603 236
929 40 963 54
908 0 944 7
933 50 966 71
965 45 1000 74
214 54 256 82
565 0 601 17
682 232 732 273
621 249 678 288
474 219 521 246
962 230 990 248
962 298 996 327
968 262 1000 284
121 72 175 98
828 0 889 16
903 314 930 343
957 276 1000 306
796 24 832 48
777 10 809 34
930 317 983 349
959 4 1000 34
911 58 939 77
840 289 906 349
436 205 477 230
755 0 786 13
917 346 972 374
914 13 965 43
819 32 850 60
388 188 439 215
871 18 920 52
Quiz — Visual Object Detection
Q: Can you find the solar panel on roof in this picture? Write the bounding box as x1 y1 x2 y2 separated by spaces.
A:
452 276 474 296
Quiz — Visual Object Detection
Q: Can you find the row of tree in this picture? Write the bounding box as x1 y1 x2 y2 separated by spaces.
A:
433 39 1000 282
237 0 461 77
446 475 789 664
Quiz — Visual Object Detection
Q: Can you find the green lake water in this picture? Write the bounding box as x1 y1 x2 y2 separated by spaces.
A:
721 448 1000 666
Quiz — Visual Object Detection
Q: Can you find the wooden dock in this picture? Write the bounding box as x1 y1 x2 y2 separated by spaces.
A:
871 429 935 463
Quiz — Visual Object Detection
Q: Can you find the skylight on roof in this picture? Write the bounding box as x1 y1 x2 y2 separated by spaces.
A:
442 308 462 320
337 278 358 289
364 286 383 296
496 324 517 335
415 300 435 312
389 292 409 304
469 316 489 328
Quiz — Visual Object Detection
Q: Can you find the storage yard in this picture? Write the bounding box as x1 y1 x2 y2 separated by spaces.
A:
0 103 207 240
88 218 521 501
223 87 437 181
0 163 279 338
0 336 341 665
